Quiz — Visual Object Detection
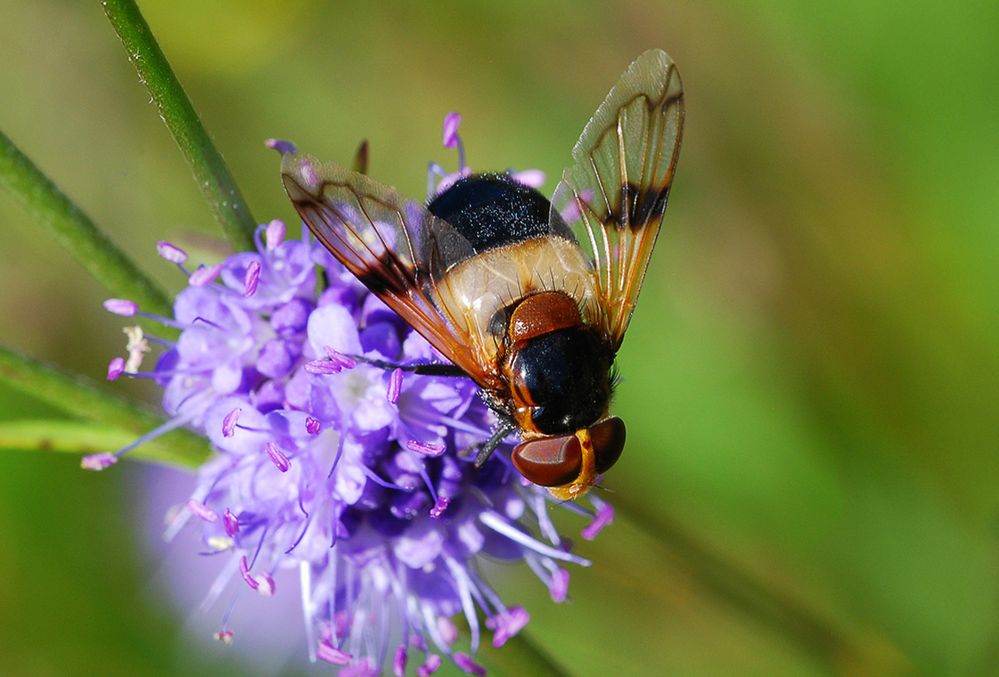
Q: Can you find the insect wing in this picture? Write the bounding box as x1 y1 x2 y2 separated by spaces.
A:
281 154 495 386
550 48 684 350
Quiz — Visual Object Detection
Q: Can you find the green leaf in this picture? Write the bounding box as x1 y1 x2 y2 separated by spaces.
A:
0 345 208 468
102 0 257 250
0 129 173 319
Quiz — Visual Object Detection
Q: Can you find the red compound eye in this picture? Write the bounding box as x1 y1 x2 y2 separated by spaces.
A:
511 435 582 487
590 417 626 474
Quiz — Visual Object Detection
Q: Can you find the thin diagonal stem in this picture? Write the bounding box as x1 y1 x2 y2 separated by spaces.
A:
103 0 257 250
0 345 207 468
0 129 173 318
612 498 884 673
454 617 567 676
478 632 567 676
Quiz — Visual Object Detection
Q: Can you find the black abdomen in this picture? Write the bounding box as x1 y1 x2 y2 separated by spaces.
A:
427 174 572 256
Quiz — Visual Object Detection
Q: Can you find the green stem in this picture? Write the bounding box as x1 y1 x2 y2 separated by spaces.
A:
0 419 200 468
0 129 173 318
102 0 257 250
0 345 208 468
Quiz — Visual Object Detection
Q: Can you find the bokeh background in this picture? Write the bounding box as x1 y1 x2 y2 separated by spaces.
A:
2 1 998 675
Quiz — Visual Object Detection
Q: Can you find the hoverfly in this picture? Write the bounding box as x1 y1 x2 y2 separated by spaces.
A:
280 49 684 500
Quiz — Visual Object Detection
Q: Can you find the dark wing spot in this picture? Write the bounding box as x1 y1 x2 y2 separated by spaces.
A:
633 183 670 231
617 181 671 232
356 252 421 297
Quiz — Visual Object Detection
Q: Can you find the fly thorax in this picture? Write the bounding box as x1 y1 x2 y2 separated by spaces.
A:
504 325 614 436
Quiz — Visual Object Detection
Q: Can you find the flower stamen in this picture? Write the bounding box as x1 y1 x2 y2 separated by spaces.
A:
265 219 286 250
387 367 403 404
442 112 466 171
187 498 219 523
157 240 189 264
221 408 241 437
222 509 240 537
305 416 321 435
189 263 223 287
581 498 614 540
407 439 446 457
264 441 291 472
243 260 262 297
103 298 138 316
106 357 125 381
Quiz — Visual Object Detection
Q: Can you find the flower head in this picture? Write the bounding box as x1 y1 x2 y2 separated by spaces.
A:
101 115 607 674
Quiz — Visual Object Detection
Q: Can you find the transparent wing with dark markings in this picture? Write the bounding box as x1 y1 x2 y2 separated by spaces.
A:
549 48 684 350
281 153 497 387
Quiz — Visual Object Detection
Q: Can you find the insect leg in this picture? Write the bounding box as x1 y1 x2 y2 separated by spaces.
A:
473 419 519 468
350 355 468 378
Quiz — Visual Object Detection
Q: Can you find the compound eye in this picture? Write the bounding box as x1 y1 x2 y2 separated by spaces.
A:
511 435 582 487
590 417 626 474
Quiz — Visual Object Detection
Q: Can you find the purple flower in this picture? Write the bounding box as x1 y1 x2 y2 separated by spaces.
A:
101 116 607 674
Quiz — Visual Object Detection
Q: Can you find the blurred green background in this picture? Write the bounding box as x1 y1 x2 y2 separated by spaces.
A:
2 1 998 675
